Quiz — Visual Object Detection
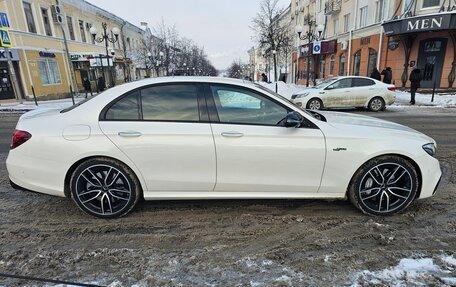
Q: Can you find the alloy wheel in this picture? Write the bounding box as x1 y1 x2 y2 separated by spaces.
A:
370 98 384 111
308 99 322 110
358 162 414 214
75 164 132 216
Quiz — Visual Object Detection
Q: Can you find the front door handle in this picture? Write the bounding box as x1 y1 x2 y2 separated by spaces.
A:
118 131 142 138
221 132 244 138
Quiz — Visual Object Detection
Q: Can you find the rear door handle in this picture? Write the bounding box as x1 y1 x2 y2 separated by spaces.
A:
118 131 142 138
221 132 244 138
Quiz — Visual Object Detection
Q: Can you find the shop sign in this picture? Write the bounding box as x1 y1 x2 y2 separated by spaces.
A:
300 40 337 57
90 57 113 67
39 51 56 58
403 15 451 33
439 0 456 12
360 37 370 45
0 49 20 61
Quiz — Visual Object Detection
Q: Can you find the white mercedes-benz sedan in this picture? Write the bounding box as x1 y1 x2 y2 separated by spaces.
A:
291 76 396 111
7 77 441 218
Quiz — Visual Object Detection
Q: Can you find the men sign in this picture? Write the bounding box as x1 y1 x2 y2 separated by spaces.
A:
0 27 12 48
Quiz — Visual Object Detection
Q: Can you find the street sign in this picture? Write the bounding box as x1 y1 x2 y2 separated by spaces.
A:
313 41 321 54
0 28 12 48
0 13 9 28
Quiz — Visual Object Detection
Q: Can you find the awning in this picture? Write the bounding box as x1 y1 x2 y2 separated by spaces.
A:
382 12 456 36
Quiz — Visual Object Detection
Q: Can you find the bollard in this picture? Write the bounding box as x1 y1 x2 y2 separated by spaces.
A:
31 85 38 106
70 86 75 105
431 81 436 103
275 82 278 93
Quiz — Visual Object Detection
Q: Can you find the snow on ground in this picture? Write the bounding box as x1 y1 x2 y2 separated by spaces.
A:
350 255 456 286
0 95 87 112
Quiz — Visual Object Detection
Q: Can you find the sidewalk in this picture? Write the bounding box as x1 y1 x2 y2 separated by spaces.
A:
0 93 93 112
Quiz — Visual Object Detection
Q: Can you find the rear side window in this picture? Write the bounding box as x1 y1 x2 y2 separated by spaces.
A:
105 91 140 120
352 78 375 87
141 84 199 121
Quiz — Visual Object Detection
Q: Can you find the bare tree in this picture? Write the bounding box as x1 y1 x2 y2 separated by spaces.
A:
251 0 288 82
227 59 244 79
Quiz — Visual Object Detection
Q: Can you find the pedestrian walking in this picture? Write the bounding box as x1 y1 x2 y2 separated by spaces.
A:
83 77 93 98
409 67 422 105
370 67 381 81
261 73 268 83
381 67 392 84
97 76 105 93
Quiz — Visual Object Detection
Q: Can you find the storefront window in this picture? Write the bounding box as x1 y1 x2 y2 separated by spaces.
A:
353 50 361 76
320 56 326 79
330 55 335 75
367 48 377 77
38 59 62 85
339 54 345 76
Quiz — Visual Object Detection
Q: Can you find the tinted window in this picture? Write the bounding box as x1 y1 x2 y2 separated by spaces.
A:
352 78 375 87
331 78 352 89
105 91 140 120
211 86 288 126
141 84 199 121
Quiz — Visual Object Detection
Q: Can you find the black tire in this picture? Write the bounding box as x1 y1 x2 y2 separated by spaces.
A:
368 97 385 112
70 157 141 218
348 155 419 216
306 98 323 110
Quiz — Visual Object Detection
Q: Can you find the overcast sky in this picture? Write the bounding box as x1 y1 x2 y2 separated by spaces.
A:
88 0 290 70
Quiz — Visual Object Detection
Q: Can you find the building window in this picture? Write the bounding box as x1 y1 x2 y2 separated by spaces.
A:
359 6 368 28
423 0 440 8
376 0 386 22
23 2 37 33
41 8 52 36
38 59 61 85
343 14 350 33
330 55 335 75
339 54 346 76
367 48 377 77
353 50 361 76
79 20 86 42
333 19 339 35
320 56 326 79
67 16 75 40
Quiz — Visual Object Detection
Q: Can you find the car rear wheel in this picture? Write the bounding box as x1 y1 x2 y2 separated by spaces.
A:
368 97 385 112
70 158 141 218
306 98 323 110
348 156 419 216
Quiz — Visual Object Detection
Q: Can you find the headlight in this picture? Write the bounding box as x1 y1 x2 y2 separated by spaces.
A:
294 92 309 99
422 143 436 157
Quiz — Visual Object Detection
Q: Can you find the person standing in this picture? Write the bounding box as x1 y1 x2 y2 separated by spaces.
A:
97 76 105 93
83 77 93 98
370 67 381 81
381 67 392 84
409 67 422 105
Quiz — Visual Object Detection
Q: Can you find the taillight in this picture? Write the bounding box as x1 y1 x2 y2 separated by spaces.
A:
387 87 396 91
11 130 32 150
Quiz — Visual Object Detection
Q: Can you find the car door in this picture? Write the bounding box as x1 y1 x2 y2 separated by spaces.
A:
323 78 352 107
207 84 326 193
350 78 377 107
99 83 216 192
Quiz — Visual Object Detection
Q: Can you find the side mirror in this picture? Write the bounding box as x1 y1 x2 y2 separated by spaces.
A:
326 85 334 90
283 112 303 128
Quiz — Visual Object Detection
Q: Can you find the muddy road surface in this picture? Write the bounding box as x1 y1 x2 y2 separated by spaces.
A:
0 109 455 286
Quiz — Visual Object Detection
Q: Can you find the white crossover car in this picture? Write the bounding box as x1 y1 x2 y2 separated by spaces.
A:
7 77 441 218
291 76 396 111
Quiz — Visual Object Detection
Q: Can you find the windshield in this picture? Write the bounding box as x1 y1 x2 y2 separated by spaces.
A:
314 78 339 89
254 83 314 117
60 94 99 113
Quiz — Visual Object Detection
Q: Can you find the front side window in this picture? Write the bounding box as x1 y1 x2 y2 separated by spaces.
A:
331 78 352 89
105 91 140 120
211 86 288 126
141 84 199 121
38 59 61 85
23 2 37 33
67 16 75 40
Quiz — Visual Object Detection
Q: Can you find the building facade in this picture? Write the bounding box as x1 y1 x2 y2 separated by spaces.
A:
0 0 146 102
291 0 455 89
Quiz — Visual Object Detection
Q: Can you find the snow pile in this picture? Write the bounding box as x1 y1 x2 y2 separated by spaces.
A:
394 90 456 108
256 81 303 99
351 255 456 286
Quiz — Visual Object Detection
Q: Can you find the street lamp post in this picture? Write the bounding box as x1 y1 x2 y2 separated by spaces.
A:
272 49 277 82
296 17 324 87
90 23 120 88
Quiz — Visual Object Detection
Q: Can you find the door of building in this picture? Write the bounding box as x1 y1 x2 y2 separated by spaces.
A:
417 38 447 89
0 62 15 100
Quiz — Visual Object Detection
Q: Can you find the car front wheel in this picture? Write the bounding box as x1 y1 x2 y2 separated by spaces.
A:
70 157 141 218
348 156 419 216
